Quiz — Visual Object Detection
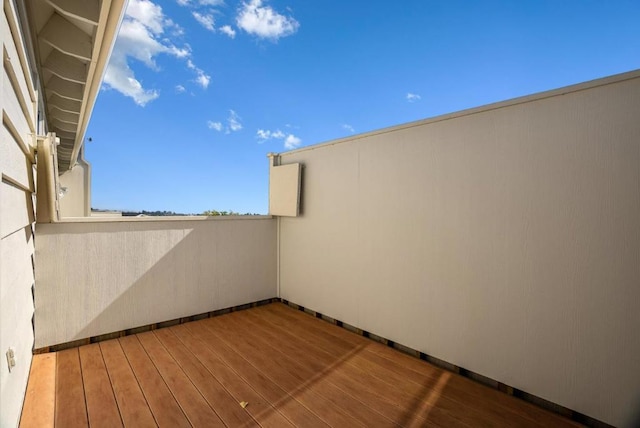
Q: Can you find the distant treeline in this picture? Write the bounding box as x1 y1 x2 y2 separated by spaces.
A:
92 208 260 217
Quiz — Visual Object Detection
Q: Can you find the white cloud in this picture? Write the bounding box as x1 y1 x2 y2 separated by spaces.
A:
256 128 285 141
342 124 355 133
236 0 299 40
284 134 302 149
257 128 300 149
256 129 271 140
187 59 211 88
406 92 422 102
104 0 210 105
208 110 242 134
193 11 215 30
208 121 223 131
219 25 236 38
104 54 159 106
228 110 242 132
175 84 186 93
178 0 225 7
125 0 165 33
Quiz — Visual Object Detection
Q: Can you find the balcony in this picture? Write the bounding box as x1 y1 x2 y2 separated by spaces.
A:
9 70 636 428
21 303 580 427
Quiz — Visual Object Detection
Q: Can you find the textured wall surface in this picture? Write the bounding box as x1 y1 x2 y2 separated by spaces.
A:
277 71 640 427
58 159 90 218
35 217 277 348
0 1 38 426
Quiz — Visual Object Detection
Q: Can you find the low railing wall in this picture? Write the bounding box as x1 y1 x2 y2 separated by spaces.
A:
34 216 277 348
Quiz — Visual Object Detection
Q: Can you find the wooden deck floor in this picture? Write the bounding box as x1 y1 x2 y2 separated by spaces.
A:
21 303 580 427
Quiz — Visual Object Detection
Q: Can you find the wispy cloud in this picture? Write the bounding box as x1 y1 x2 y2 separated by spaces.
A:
236 0 299 41
207 110 242 134
228 110 242 132
219 25 236 38
192 11 215 30
284 134 302 149
104 0 209 105
187 59 211 88
207 121 223 131
256 129 285 141
178 0 224 6
257 128 301 149
342 124 355 133
175 84 186 93
406 92 422 102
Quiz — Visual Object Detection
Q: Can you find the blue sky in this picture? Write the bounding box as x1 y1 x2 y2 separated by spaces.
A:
86 0 640 214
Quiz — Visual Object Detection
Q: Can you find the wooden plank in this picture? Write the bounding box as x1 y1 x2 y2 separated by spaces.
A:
181 321 329 427
263 304 580 427
136 331 225 427
99 340 157 428
199 315 330 426
217 311 401 427
245 308 470 427
153 328 259 427
78 344 123 428
260 306 510 426
171 323 296 428
20 354 56 428
118 335 190 427
55 348 88 427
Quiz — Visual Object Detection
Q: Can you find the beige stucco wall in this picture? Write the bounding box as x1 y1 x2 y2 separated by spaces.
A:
277 71 640 427
1 1 38 426
58 154 90 217
35 217 277 348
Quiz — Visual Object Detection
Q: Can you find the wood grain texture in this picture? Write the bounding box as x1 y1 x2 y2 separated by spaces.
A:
136 331 225 427
99 340 156 428
78 344 123 428
172 323 295 428
20 354 56 428
55 348 88 427
21 304 582 427
118 335 190 427
153 327 259 427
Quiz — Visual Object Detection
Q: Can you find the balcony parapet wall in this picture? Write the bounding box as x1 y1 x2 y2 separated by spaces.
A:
34 217 277 348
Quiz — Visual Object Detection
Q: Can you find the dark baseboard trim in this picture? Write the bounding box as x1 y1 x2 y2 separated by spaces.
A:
279 298 612 428
33 297 279 354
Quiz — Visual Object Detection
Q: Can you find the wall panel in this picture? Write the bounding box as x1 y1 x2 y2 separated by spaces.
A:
278 71 640 427
35 218 277 348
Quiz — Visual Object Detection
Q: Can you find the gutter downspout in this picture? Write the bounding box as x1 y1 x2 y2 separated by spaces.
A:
36 133 60 223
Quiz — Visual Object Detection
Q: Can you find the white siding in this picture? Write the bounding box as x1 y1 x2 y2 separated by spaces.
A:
277 72 640 427
35 218 277 348
0 1 37 426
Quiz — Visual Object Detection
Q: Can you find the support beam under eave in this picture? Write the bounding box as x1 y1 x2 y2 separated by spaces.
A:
47 76 84 101
52 119 77 133
43 50 87 84
49 109 79 125
44 0 100 26
48 94 82 114
39 13 92 61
